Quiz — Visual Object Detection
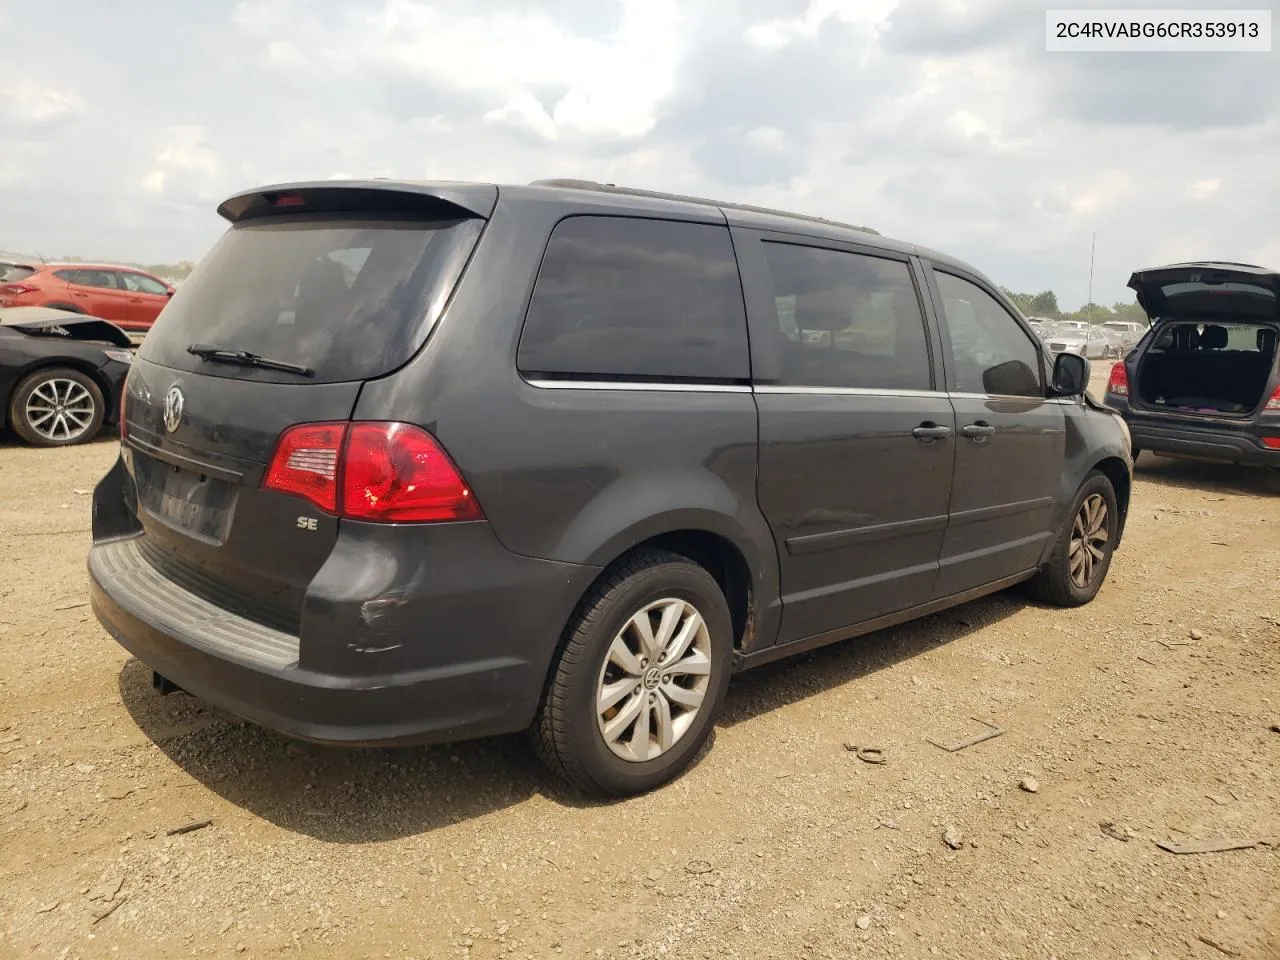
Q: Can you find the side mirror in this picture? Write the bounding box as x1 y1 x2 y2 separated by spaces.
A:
1052 352 1089 396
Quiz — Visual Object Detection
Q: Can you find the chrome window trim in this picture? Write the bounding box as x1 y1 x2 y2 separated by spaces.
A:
524 378 752 394
753 384 946 399
523 379 1073 404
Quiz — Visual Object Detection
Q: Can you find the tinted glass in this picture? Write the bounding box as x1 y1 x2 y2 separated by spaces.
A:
517 216 748 382
52 269 79 282
121 272 169 295
75 270 119 289
1162 280 1274 300
1 265 35 282
935 271 1043 397
762 242 931 390
139 214 483 384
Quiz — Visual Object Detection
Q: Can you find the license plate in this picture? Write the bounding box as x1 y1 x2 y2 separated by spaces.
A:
134 454 236 543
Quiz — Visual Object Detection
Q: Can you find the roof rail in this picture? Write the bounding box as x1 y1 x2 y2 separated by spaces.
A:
530 178 879 236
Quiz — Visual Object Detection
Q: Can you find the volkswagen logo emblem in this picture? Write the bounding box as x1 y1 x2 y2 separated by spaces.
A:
162 386 185 433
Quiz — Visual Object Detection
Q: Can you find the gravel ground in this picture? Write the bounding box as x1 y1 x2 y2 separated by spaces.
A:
2 378 1278 960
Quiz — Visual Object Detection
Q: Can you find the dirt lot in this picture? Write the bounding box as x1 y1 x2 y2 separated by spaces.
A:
2 382 1279 960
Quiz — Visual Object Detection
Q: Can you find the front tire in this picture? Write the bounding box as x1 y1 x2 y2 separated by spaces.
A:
1029 471 1118 607
531 548 733 796
8 367 105 447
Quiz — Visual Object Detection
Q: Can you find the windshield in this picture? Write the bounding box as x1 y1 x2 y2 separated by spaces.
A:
138 213 484 383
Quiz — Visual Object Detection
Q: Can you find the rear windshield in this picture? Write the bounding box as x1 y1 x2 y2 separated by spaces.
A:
138 214 484 383
1 265 35 282
1150 321 1278 352
1162 280 1275 300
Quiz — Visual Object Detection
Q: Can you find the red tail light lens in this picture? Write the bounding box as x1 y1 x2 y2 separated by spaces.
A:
264 422 347 513
263 421 482 523
1106 361 1129 397
342 422 482 523
1265 386 1280 412
0 283 37 295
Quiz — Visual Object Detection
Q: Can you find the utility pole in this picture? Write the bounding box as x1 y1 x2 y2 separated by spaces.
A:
1087 232 1096 324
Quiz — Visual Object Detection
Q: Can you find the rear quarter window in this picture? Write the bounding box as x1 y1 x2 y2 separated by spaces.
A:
1 265 35 282
517 216 749 383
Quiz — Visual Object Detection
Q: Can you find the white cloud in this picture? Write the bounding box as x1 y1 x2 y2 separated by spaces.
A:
365 0 685 141
1 81 84 123
745 0 899 49
1188 177 1221 200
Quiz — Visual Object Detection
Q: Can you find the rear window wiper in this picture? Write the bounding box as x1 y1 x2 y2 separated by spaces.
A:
186 343 315 377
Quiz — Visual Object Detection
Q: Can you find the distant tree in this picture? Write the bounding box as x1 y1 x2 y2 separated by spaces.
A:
1109 300 1150 326
1001 288 1035 313
1028 290 1061 317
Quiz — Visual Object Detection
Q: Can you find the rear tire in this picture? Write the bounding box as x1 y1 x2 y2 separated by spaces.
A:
530 548 733 796
8 367 105 447
1029 471 1118 608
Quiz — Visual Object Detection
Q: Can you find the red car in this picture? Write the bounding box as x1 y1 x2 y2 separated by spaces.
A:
0 261 174 332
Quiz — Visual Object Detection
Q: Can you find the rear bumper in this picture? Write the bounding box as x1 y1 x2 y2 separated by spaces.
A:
89 531 597 748
1114 409 1280 466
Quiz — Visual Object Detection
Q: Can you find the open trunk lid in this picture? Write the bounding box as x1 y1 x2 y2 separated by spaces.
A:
117 182 491 631
1127 262 1280 322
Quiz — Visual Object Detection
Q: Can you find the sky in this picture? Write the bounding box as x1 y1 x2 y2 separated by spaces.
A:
1 0 1277 310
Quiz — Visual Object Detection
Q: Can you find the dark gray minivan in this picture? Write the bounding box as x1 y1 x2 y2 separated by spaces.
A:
90 179 1133 795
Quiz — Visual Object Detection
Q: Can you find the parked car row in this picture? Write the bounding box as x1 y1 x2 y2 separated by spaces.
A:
1029 317 1143 360
0 257 175 332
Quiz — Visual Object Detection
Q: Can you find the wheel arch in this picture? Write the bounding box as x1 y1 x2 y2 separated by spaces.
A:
1088 455 1131 546
571 519 777 656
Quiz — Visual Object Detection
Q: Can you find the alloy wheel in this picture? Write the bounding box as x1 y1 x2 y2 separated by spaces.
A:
595 598 713 763
1069 493 1109 589
24 378 96 443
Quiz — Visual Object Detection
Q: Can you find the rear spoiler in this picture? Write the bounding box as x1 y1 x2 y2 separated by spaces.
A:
216 180 499 223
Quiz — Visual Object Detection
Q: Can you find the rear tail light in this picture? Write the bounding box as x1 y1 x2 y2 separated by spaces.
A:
1106 361 1129 397
0 283 37 295
264 421 482 523
1265 385 1280 412
264 422 347 513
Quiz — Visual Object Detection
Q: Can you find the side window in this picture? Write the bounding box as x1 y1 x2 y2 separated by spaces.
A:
517 216 749 382
53 269 80 282
74 270 120 290
121 272 169 295
934 271 1043 397
760 242 932 391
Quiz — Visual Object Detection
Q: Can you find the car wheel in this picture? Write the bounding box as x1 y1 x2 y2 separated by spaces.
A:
1029 471 1118 608
530 548 733 796
7 367 105 447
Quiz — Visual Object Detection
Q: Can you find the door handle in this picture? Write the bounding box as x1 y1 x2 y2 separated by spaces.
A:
912 422 953 442
961 421 996 439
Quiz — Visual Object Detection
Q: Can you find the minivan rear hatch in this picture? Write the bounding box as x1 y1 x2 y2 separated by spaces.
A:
120 182 492 632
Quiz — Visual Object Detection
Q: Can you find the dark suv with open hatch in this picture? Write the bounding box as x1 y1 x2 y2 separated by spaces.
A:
90 178 1132 795
1103 262 1280 469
